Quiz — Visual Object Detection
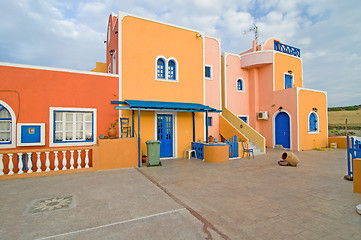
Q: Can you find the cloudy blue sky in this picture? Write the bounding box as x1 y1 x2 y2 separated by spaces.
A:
0 0 360 107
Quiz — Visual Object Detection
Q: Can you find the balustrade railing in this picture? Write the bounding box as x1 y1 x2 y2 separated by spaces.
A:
274 41 300 57
0 147 93 176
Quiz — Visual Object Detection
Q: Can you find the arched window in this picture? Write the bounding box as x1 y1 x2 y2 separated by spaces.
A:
168 60 176 80
236 78 244 92
0 104 13 145
157 58 165 79
309 112 318 132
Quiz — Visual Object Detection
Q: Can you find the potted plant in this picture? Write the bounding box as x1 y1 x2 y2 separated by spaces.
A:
108 119 118 138
208 135 214 142
142 153 147 163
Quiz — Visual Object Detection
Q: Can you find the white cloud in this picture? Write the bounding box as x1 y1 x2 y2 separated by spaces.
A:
0 0 360 106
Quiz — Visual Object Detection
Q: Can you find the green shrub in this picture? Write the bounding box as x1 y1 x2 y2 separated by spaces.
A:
328 107 342 111
345 106 359 111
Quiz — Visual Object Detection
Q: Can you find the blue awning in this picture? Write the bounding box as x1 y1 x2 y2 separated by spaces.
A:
111 100 221 112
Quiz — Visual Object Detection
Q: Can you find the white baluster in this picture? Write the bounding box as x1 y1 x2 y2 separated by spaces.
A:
18 153 24 174
77 150 82 169
0 154 4 175
62 151 67 170
27 152 33 173
54 151 59 171
8 153 14 175
36 152 42 172
45 152 50 172
85 149 89 168
70 150 75 169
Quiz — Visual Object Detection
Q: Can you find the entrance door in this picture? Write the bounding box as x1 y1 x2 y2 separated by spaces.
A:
157 114 173 158
285 74 293 89
275 112 290 149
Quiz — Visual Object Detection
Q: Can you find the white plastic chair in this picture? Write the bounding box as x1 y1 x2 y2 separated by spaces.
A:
184 149 197 159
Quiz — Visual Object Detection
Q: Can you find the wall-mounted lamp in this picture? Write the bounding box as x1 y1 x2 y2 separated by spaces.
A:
109 50 115 56
196 33 202 38
278 107 283 111
104 40 107 43
312 107 318 112
115 31 118 34
288 70 293 74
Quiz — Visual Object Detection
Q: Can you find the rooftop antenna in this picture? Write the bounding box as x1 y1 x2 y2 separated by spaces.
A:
243 23 258 42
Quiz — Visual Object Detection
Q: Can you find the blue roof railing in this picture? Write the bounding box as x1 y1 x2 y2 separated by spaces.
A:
274 41 300 57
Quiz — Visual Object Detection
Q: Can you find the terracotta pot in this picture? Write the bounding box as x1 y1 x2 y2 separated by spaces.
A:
208 136 214 142
108 127 117 138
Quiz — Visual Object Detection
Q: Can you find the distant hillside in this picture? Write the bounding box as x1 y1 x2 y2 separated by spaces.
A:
328 105 361 111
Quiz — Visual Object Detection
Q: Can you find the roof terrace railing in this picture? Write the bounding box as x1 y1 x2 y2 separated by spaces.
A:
274 41 300 57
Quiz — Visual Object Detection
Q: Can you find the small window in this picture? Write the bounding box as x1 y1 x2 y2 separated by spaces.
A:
308 112 318 132
238 116 248 123
205 66 212 79
157 58 166 79
168 60 176 80
236 78 244 92
50 108 96 147
285 74 293 89
207 117 212 126
0 104 12 144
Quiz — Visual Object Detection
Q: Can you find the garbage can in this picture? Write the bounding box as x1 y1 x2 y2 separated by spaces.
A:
146 140 161 167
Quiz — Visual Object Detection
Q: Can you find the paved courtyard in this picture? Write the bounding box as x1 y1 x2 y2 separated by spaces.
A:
0 148 360 239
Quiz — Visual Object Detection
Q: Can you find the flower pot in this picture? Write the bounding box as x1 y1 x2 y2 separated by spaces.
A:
142 155 147 163
208 136 214 142
108 127 117 138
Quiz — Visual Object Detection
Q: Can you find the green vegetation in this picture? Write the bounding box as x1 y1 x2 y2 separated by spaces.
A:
328 107 342 111
345 106 359 111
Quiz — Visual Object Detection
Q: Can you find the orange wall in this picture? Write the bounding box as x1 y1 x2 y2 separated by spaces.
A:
106 14 119 74
298 89 328 150
119 16 205 157
274 52 303 91
0 65 119 150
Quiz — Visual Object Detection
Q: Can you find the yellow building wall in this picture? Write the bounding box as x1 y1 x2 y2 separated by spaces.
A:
90 62 107 73
298 89 328 150
274 52 303 91
120 16 205 158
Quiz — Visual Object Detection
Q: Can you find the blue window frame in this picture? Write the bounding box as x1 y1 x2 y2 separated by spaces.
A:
205 66 211 78
168 60 176 80
157 58 165 79
0 104 12 144
207 117 212 126
309 112 318 132
285 74 293 89
54 111 94 143
238 116 248 123
237 79 244 91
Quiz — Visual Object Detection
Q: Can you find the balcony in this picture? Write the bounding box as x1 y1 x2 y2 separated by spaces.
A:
274 41 300 57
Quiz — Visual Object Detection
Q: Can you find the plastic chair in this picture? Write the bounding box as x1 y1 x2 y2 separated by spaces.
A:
242 141 254 159
184 149 197 159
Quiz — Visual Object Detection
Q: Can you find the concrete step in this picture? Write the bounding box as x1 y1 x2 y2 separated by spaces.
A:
248 141 265 156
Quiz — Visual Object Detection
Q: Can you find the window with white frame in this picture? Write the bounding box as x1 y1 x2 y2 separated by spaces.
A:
308 111 318 132
205 65 212 79
236 78 245 92
156 57 178 81
51 108 96 146
0 104 12 144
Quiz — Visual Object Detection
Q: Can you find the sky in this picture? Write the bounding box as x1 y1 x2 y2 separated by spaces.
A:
0 0 360 107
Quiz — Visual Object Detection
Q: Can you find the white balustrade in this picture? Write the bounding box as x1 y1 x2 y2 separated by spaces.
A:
0 154 3 175
85 149 89 168
36 152 41 172
27 152 33 173
54 151 59 171
8 153 14 175
62 151 67 170
0 148 92 176
70 150 75 169
18 153 24 174
45 152 50 172
77 150 82 169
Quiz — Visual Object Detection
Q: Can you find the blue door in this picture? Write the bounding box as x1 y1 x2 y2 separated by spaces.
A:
157 114 173 158
285 74 292 89
239 116 248 123
275 112 290 149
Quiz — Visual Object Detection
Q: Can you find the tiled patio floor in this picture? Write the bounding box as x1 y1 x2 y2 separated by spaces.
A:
0 148 360 239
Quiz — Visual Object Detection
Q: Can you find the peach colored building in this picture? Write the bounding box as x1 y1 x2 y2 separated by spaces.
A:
222 38 328 151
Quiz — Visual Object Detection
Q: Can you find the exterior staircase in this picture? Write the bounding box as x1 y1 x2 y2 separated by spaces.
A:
221 107 266 156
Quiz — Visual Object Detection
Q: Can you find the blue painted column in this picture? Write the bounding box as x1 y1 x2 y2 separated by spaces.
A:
206 111 209 143
192 112 195 142
138 108 141 167
132 110 135 137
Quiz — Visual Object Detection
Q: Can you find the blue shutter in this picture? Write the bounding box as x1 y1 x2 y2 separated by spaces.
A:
237 79 243 91
285 74 292 89
205 66 211 78
309 113 317 132
168 60 176 80
157 59 165 79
